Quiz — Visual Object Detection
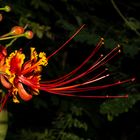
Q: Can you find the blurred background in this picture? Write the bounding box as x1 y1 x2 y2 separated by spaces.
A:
0 0 140 140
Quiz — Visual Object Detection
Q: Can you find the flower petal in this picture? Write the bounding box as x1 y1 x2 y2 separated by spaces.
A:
6 50 25 74
0 75 12 89
17 83 32 101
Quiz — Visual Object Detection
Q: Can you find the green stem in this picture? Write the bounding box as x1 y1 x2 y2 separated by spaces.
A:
56 119 70 140
111 0 140 36
0 8 5 11
0 32 12 38
0 34 24 41
5 38 17 48
0 110 8 140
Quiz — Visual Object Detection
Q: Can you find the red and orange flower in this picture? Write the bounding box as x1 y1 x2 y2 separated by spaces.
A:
1 47 48 102
0 25 134 111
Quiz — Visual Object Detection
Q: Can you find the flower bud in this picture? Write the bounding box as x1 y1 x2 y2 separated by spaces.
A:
11 26 24 35
4 5 11 12
24 31 34 39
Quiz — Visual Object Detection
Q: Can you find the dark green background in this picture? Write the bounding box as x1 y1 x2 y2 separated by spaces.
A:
1 0 140 139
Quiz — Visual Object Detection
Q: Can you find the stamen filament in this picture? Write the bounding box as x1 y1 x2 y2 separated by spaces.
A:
40 88 128 98
43 43 120 88
47 24 86 59
41 78 133 93
43 38 104 84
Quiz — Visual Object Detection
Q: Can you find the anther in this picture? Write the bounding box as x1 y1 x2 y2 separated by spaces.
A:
101 37 104 41
106 74 110 77
118 49 121 53
117 44 121 48
106 95 109 98
100 54 104 57
117 81 121 84
131 77 136 82
105 68 108 71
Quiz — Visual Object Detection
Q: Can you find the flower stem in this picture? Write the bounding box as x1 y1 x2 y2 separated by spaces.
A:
111 0 140 36
5 38 17 48
0 90 8 140
0 34 24 41
0 109 8 140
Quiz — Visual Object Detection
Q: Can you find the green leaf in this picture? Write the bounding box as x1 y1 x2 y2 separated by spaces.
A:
100 94 140 120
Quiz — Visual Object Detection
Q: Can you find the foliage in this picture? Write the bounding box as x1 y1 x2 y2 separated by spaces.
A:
6 105 91 140
100 94 140 121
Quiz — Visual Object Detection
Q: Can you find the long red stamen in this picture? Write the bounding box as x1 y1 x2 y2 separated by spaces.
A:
42 43 120 88
43 38 104 84
40 78 133 93
47 24 86 59
40 88 129 98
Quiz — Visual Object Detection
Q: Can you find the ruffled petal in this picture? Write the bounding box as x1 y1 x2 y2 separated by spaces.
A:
6 50 25 74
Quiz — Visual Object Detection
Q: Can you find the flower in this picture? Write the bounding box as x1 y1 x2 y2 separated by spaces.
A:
0 24 34 110
1 47 48 103
0 25 134 111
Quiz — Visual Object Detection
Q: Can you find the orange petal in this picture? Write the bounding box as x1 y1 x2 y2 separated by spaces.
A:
17 83 32 101
0 75 12 89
